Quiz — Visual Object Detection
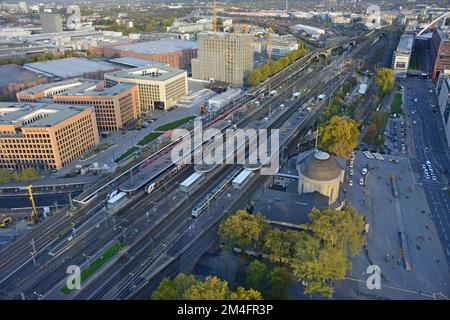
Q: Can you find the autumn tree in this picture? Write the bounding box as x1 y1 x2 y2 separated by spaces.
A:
267 267 291 299
151 273 196 300
318 115 360 159
375 68 395 95
185 276 230 300
229 287 263 300
263 229 302 266
219 210 268 251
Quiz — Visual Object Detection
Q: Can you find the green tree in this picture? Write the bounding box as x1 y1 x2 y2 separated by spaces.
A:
152 273 196 300
263 229 302 265
267 267 291 299
306 207 366 256
318 115 360 159
219 210 268 251
248 69 263 86
19 168 40 182
229 287 263 300
0 168 12 183
245 260 268 292
375 68 395 95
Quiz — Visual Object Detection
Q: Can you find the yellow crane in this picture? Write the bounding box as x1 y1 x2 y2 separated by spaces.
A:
26 185 38 225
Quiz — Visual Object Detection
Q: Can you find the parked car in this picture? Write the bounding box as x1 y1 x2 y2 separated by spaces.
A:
362 168 368 175
359 178 365 186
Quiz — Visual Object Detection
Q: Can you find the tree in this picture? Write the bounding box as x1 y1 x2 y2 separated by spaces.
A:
306 207 366 256
152 273 196 300
219 210 268 251
318 115 360 159
229 287 263 300
263 229 302 265
267 267 291 300
248 69 263 86
19 168 40 182
0 169 12 183
246 260 268 292
375 68 395 95
185 276 230 300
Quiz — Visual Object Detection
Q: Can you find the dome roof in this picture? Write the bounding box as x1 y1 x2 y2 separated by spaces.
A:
297 150 344 181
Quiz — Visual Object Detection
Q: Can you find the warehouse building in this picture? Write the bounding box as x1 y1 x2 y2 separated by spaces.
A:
103 39 198 69
104 65 187 111
0 102 99 170
0 64 51 100
23 57 120 80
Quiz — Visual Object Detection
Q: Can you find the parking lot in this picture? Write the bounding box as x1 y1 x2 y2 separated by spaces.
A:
338 150 450 299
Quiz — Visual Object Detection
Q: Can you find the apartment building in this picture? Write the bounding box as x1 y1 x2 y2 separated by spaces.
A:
0 103 99 170
192 32 254 87
104 64 187 111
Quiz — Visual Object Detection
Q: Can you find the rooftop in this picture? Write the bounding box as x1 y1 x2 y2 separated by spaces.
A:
0 102 90 128
109 57 168 68
23 57 118 78
106 65 186 82
58 83 136 97
396 34 414 54
18 78 99 95
0 64 46 87
297 150 345 181
111 39 198 55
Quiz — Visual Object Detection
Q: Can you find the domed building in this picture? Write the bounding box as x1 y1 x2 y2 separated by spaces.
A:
296 150 345 205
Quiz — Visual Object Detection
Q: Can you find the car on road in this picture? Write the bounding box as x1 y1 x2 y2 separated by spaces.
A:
359 178 365 186
389 158 399 163
362 168 368 175
348 180 353 187
426 160 431 165
349 169 354 176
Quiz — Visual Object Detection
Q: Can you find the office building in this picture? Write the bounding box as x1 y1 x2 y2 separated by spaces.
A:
0 103 99 170
104 65 187 111
0 64 51 100
40 13 63 33
52 83 140 132
431 27 450 80
392 34 414 76
192 32 254 87
437 75 450 148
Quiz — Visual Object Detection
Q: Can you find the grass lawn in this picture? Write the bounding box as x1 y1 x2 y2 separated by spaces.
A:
136 132 162 146
114 146 139 163
391 93 403 114
155 116 196 132
60 242 125 294
80 143 113 160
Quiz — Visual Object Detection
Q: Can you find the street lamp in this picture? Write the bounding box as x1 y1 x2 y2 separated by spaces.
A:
33 291 42 300
83 253 92 269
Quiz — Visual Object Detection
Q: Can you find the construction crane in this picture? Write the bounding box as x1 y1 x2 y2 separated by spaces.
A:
26 185 38 225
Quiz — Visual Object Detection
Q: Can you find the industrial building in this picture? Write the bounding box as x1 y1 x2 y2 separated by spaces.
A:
392 34 414 76
0 64 51 100
296 150 345 205
291 24 325 38
192 32 254 87
253 36 299 58
207 88 241 111
103 39 198 69
0 102 99 170
52 83 140 132
109 57 167 69
430 27 450 80
104 65 188 111
23 58 120 80
39 13 63 33
16 78 103 102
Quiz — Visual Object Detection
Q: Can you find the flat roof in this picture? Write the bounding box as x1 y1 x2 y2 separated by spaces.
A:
106 65 186 82
19 78 99 95
209 88 241 103
0 102 90 128
111 39 198 55
180 172 203 188
232 169 252 185
59 83 135 97
0 64 45 87
109 57 167 68
23 58 118 78
397 35 414 54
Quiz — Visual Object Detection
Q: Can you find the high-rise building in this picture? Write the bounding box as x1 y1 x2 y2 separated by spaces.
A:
0 103 99 170
192 32 254 87
392 34 414 76
40 13 63 33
